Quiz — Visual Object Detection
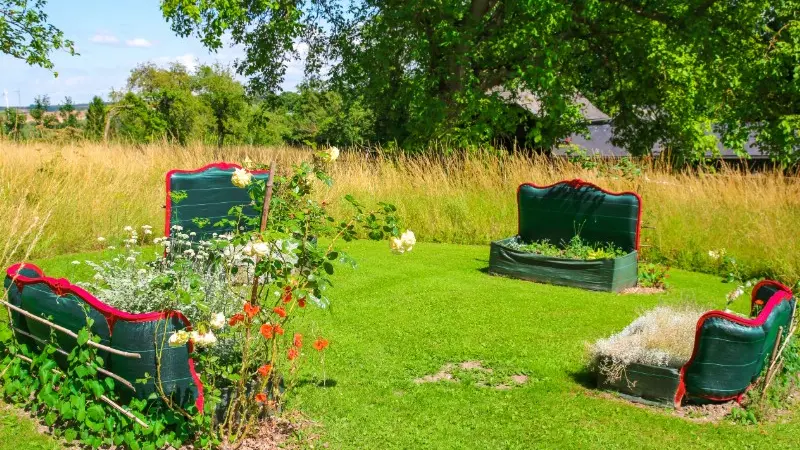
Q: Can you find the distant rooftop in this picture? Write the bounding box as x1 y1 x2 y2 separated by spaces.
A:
553 123 770 160
489 87 611 122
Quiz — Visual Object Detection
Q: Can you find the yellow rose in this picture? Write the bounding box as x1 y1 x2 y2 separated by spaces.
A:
231 168 253 188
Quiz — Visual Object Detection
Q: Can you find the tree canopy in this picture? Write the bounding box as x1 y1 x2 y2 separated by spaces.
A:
161 0 800 162
0 0 75 74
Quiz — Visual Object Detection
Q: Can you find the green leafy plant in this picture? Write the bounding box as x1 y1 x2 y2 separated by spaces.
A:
506 235 626 260
637 263 670 289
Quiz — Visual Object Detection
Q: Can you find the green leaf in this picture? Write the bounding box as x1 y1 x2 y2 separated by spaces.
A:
77 328 90 346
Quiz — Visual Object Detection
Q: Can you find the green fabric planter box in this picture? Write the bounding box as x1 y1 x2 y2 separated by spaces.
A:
594 281 796 408
489 238 638 292
596 361 681 406
488 180 642 292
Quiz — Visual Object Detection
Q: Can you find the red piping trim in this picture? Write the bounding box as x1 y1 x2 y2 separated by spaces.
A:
516 179 644 251
676 284 794 406
165 162 270 237
4 263 204 410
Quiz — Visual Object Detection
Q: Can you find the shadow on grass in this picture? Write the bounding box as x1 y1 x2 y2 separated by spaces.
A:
295 378 338 388
568 366 597 390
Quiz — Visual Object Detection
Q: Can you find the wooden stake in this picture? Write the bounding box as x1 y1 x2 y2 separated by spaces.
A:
0 300 141 359
12 326 136 392
249 160 277 303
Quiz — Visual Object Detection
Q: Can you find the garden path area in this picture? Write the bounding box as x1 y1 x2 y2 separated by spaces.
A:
10 241 800 449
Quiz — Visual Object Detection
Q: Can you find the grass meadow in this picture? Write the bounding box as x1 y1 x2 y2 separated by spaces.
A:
20 241 797 449
1 141 799 284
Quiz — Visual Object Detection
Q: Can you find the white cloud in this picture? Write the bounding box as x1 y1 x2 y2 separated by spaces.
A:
90 33 119 45
155 53 199 72
125 38 153 48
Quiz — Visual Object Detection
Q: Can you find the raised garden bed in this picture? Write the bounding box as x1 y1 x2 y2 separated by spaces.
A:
489 179 642 292
592 280 796 407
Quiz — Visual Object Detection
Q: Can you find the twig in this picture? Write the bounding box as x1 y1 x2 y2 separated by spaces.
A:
11 326 135 392
11 353 148 428
0 300 141 359
761 325 784 403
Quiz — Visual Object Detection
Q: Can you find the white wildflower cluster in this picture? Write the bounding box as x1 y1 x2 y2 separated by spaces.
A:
389 230 416 254
707 248 726 261
727 285 746 302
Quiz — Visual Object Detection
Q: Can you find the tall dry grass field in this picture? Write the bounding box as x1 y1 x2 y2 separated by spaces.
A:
1 141 798 283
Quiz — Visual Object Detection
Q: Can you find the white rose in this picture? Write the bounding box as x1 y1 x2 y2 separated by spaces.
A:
323 146 340 162
231 168 253 188
400 230 416 250
193 331 217 348
389 237 405 254
252 242 269 258
210 313 226 330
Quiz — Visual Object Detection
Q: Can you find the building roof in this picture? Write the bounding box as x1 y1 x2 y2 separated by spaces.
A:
489 87 611 122
553 123 770 160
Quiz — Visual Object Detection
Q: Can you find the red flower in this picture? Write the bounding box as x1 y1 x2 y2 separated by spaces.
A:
260 324 274 339
273 307 287 318
287 347 299 361
274 324 285 335
244 303 260 318
755 299 765 306
293 333 303 348
282 286 293 304
255 392 267 403
297 297 306 308
228 313 245 326
257 364 272 377
313 338 329 352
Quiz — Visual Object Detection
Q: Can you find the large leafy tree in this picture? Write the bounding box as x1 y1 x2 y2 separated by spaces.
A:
161 1 799 161
1 0 75 74
193 63 248 147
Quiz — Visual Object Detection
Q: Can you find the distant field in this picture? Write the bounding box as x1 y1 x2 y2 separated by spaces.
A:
0 141 798 284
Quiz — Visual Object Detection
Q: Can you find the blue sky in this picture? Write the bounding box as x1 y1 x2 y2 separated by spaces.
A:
0 0 305 107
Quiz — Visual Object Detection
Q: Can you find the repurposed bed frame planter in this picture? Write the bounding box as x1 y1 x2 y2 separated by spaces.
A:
3 263 203 426
488 179 642 292
597 281 796 407
1 162 274 425
166 162 271 239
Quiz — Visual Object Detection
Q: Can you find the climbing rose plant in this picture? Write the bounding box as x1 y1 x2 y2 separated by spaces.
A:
168 149 411 445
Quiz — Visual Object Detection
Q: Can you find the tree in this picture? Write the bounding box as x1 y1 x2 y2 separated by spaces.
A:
29 94 49 125
1 107 24 139
0 0 76 74
193 63 248 147
125 62 209 145
84 96 106 140
162 0 800 162
58 95 79 128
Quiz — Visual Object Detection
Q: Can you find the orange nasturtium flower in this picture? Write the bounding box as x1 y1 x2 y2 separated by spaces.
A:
228 313 245 326
288 347 299 361
260 324 274 339
257 364 272 377
274 323 285 335
244 303 260 318
273 306 287 318
313 338 329 351
293 333 303 348
255 392 268 403
755 299 765 306
297 296 306 308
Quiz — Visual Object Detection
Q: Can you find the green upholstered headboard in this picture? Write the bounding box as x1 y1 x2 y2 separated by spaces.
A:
680 281 795 402
517 180 642 252
166 162 270 238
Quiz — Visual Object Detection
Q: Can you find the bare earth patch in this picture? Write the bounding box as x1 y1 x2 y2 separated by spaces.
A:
414 361 528 390
220 413 320 450
675 402 737 423
619 287 666 295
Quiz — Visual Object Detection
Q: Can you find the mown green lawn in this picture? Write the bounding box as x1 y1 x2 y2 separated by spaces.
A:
10 241 800 449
